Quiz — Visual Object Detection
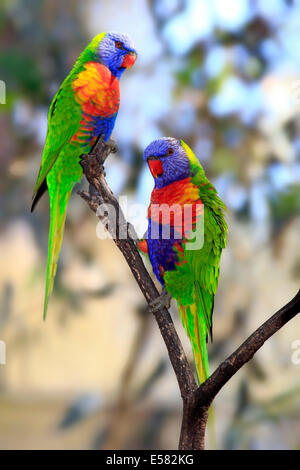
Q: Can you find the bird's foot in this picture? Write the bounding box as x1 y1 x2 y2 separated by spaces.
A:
106 138 118 154
148 289 172 313
89 135 117 168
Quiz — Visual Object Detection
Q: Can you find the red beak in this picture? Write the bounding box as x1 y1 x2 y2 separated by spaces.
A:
148 159 163 178
121 52 136 69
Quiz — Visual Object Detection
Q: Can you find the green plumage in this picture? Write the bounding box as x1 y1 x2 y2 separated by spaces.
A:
32 34 106 319
32 34 106 203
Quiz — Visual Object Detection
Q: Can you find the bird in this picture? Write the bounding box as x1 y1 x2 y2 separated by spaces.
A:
139 137 227 383
31 32 137 319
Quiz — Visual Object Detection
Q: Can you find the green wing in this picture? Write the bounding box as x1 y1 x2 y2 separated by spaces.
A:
188 174 227 340
31 33 108 210
180 141 227 338
163 141 227 381
191 208 222 340
31 79 82 208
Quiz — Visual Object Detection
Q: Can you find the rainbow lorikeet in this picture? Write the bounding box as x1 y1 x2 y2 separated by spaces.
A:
31 32 136 319
139 138 227 383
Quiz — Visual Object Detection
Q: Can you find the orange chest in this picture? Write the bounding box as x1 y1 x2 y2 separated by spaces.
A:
148 178 203 233
72 62 120 118
149 178 200 208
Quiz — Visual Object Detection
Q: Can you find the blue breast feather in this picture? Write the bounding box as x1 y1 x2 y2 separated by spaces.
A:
93 113 117 142
147 219 183 285
77 113 117 145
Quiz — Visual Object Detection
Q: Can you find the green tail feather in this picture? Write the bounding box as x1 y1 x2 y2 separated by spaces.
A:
179 285 214 384
195 282 214 342
43 186 72 320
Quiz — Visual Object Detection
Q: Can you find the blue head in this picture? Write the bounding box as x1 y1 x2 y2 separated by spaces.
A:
98 32 137 79
143 137 193 189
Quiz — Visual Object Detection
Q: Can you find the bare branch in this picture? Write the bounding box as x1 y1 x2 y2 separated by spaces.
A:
196 289 300 405
179 289 300 449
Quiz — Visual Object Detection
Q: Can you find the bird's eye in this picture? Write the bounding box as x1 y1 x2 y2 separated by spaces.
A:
115 41 123 49
167 148 174 155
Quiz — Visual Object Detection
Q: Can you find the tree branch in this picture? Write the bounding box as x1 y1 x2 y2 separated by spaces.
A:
196 289 300 406
178 289 300 449
78 138 300 450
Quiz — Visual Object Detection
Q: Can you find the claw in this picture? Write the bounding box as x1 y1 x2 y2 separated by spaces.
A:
89 135 117 163
81 136 116 178
106 138 118 154
148 288 172 313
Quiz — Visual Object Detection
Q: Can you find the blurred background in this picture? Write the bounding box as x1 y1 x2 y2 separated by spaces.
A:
0 0 299 450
